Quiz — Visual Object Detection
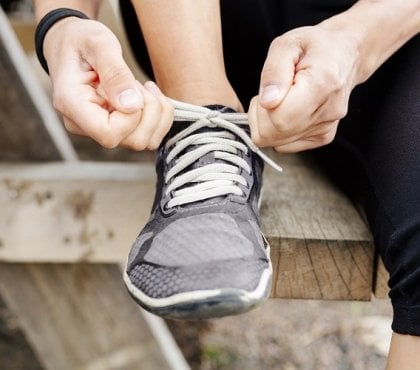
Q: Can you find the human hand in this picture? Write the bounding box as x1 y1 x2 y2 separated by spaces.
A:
43 17 173 150
248 24 360 152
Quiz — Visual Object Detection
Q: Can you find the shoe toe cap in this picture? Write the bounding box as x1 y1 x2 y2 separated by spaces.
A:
128 257 269 299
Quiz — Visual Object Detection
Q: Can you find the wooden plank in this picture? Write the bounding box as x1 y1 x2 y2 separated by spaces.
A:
0 263 172 370
9 18 36 53
0 7 77 161
269 239 373 300
0 295 44 370
373 256 389 299
0 156 376 300
262 153 374 300
0 162 155 262
0 35 60 161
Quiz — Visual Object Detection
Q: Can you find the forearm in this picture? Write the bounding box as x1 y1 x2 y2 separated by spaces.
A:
130 0 242 110
321 0 420 84
33 0 103 21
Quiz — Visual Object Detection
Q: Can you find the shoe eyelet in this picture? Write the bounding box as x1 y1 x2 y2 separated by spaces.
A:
160 198 175 216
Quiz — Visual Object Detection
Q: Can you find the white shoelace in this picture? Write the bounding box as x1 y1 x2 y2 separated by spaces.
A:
164 100 283 208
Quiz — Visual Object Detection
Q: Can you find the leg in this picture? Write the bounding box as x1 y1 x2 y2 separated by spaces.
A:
121 1 420 357
121 0 359 108
126 0 242 111
120 1 274 319
312 34 420 367
387 334 420 370
223 0 420 363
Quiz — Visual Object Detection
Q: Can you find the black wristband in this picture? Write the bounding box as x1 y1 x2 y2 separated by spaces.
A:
35 8 89 74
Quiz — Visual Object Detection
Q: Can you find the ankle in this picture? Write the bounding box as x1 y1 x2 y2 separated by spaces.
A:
158 79 244 112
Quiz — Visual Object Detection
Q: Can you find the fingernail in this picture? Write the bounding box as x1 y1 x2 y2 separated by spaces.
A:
119 88 141 108
260 85 283 104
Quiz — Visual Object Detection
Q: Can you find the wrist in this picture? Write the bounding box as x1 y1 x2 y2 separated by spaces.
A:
160 78 243 112
36 9 89 74
318 16 366 86
320 0 420 85
42 17 76 67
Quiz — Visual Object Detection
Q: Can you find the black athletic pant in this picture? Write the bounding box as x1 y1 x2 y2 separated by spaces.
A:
120 0 420 335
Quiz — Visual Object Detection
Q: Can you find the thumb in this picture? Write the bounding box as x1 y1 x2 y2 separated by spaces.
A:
92 43 143 113
259 36 300 110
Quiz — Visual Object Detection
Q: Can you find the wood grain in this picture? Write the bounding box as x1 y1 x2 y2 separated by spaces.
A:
0 295 44 370
0 35 61 161
0 264 171 370
263 153 375 300
373 256 390 299
0 158 381 300
0 162 155 263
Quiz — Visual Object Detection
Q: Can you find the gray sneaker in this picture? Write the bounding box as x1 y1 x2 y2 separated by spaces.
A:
123 101 282 319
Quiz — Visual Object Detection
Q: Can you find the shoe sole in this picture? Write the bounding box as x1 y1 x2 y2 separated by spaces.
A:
123 245 272 320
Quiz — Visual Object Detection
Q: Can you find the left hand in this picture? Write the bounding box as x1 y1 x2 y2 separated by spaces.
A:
248 24 360 152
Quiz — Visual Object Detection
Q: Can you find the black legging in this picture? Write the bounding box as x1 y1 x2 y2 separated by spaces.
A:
120 0 420 335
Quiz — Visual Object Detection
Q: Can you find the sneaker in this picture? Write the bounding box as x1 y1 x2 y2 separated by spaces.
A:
123 100 282 319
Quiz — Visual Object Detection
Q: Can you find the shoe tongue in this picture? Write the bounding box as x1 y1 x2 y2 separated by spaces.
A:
205 104 237 113
165 105 238 139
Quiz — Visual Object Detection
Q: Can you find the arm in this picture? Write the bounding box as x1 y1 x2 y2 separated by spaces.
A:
33 0 103 20
321 0 420 84
32 0 173 150
130 0 242 111
248 0 420 152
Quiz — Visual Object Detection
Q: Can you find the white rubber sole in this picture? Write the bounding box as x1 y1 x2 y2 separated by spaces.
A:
123 244 272 319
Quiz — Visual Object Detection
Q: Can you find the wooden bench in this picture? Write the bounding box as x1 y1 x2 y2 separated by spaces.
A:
0 5 388 370
0 156 387 301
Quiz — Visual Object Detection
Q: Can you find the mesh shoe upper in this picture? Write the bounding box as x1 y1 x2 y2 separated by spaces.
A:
125 102 280 301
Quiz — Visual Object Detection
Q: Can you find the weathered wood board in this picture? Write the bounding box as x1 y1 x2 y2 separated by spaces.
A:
374 257 390 299
0 154 380 300
0 37 62 161
0 263 172 370
261 153 375 300
0 8 76 162
0 295 44 370
0 162 155 262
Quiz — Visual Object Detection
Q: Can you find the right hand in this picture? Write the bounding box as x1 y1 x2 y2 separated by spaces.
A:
43 17 174 150
248 24 357 153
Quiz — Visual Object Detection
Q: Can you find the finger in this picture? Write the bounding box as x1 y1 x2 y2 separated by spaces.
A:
57 84 142 148
274 119 338 148
85 32 143 114
145 81 174 150
53 68 107 110
311 89 349 123
259 35 301 109
62 117 86 136
247 96 262 144
120 82 165 151
249 96 303 147
256 104 285 145
266 68 329 135
274 140 321 153
285 119 339 144
248 98 284 147
273 120 339 153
